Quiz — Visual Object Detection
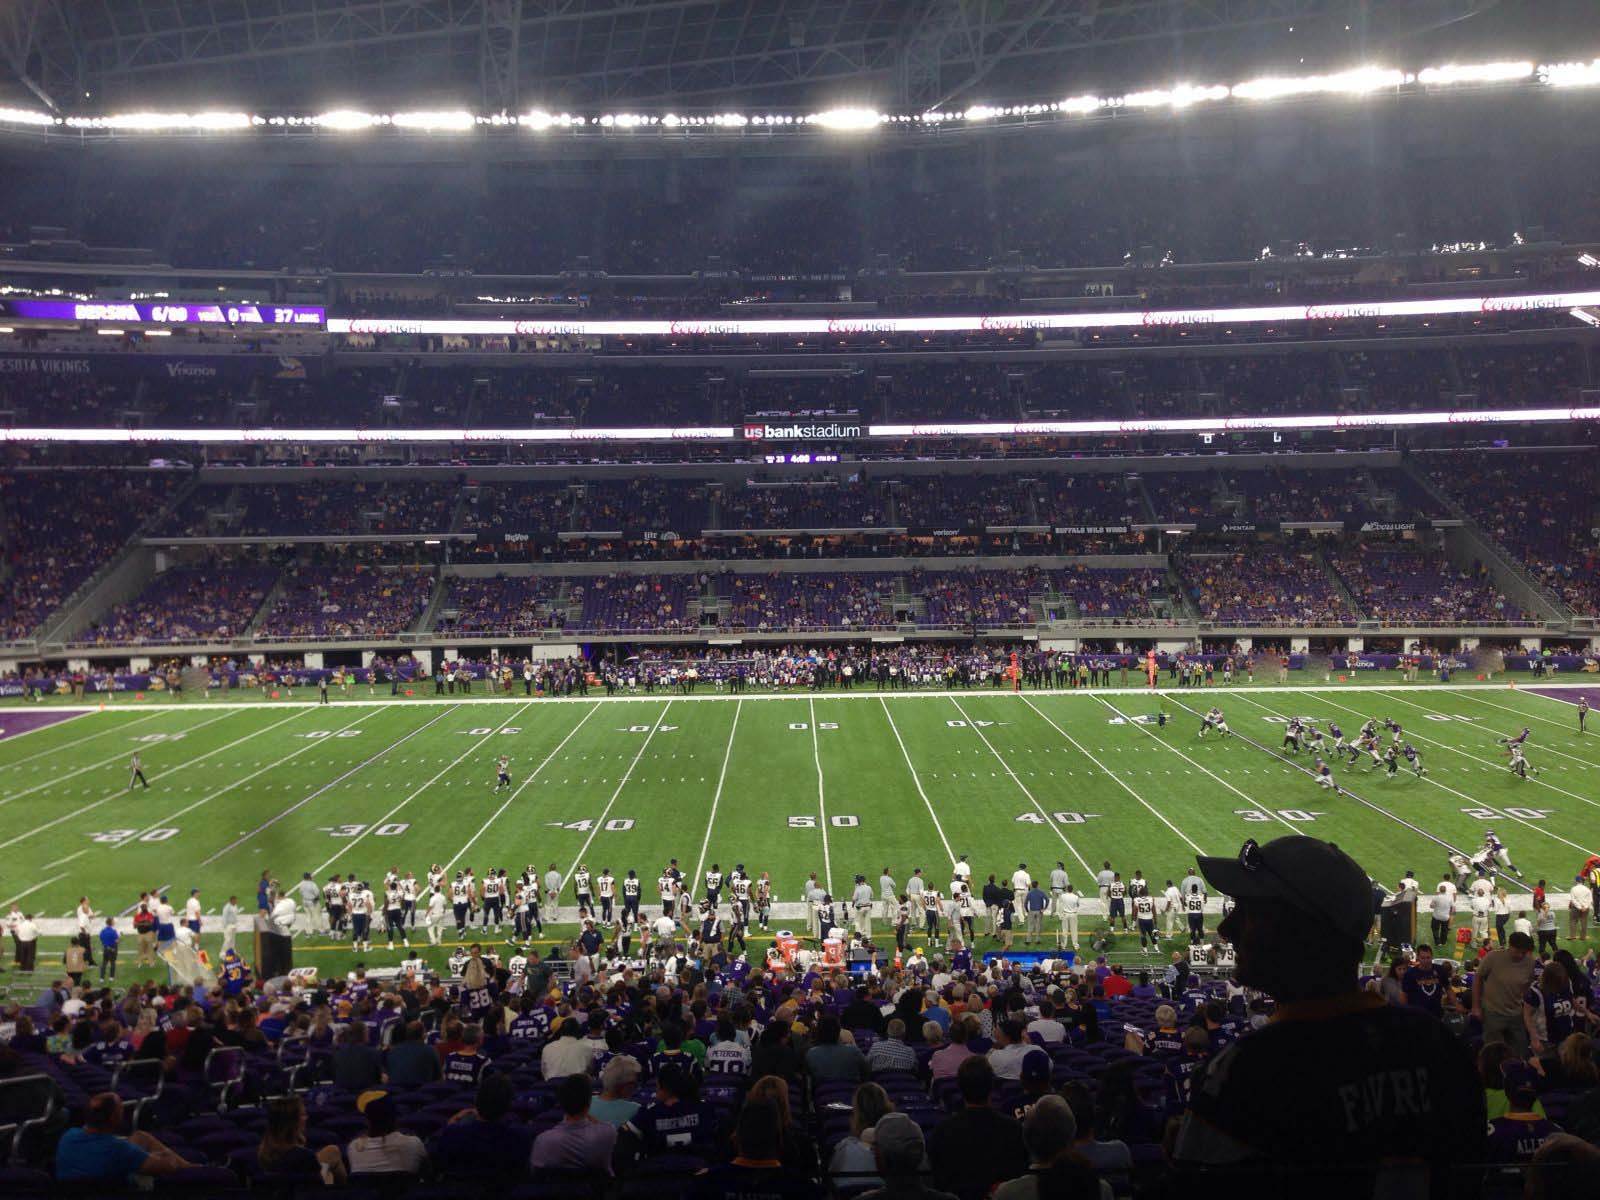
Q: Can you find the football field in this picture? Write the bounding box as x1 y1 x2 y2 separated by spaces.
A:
1 680 1596 978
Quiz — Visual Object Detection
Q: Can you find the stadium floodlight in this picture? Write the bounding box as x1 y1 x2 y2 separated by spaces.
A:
1579 254 1600 267
1540 59 1600 87
64 111 252 131
964 105 1003 122
0 106 55 126
391 110 474 131
313 110 382 131
807 108 885 130
1059 95 1103 115
1417 62 1533 86
1231 67 1405 101
1121 85 1228 110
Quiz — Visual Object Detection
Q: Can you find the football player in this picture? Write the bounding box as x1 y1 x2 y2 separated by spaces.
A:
349 880 374 952
596 867 616 926
1314 756 1339 793
494 754 512 791
1281 718 1305 754
1509 744 1538 780
1402 743 1426 778
450 871 472 936
1484 831 1525 878
1498 726 1532 750
1199 707 1230 738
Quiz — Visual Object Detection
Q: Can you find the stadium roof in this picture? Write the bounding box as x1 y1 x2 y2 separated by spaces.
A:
2 0 1586 116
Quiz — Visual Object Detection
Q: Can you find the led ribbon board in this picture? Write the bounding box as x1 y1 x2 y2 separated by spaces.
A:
2 300 326 326
3 406 1598 443
326 289 1600 338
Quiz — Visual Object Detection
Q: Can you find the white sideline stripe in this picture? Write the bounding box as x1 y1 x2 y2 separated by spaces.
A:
0 709 240 809
0 709 166 767
691 700 744 892
950 696 1095 877
314 704 536 874
201 707 460 866
1021 694 1210 855
445 703 601 871
7 679 1595 714
1080 693 1308 844
1371 692 1600 810
563 702 674 885
1449 691 1599 766
1231 692 1597 861
0 710 308 853
111 708 381 847
0 873 67 909
878 697 956 868
809 698 834 896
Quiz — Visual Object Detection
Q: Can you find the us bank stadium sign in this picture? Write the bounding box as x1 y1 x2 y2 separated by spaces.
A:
743 422 863 440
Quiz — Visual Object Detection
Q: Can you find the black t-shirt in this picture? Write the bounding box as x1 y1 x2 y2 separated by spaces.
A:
1175 993 1483 1198
927 1107 1029 1200
686 1163 824 1200
1401 964 1449 1016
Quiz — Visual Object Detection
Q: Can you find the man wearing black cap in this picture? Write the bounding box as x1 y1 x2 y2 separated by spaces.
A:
1172 835 1483 1196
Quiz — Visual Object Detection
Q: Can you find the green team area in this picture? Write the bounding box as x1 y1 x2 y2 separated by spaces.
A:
0 680 1595 982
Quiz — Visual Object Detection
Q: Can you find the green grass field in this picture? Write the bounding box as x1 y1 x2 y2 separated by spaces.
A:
1 679 1595 984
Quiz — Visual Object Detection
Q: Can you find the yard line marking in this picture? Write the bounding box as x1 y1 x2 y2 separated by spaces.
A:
0 710 240 809
446 703 600 872
203 708 459 866
949 697 1094 875
0 709 168 769
564 703 673 886
112 708 383 847
878 698 956 868
316 703 536 875
1231 692 1597 860
0 710 308 853
42 849 89 870
0 873 67 909
691 700 743 893
1021 695 1207 855
808 698 834 895
1087 694 1312 843
1354 692 1600 811
1447 691 1598 767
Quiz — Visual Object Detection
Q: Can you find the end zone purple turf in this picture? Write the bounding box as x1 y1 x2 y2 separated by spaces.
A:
0 709 85 742
1526 687 1600 709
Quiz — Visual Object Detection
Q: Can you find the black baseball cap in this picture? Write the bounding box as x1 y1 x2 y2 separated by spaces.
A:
1197 836 1372 945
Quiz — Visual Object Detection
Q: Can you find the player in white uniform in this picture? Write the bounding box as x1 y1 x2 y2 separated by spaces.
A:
1198 707 1231 738
424 887 447 945
495 755 512 791
1508 745 1538 780
597 869 616 925
349 881 374 952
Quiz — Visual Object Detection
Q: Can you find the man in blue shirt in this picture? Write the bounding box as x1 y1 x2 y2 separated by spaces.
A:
56 1093 192 1183
98 918 120 980
1024 882 1050 946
